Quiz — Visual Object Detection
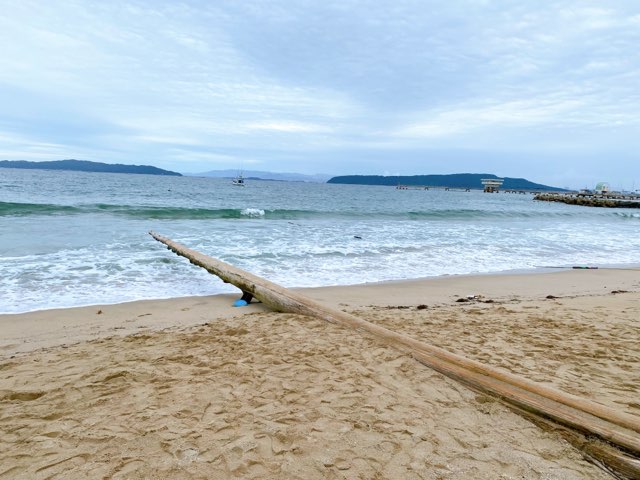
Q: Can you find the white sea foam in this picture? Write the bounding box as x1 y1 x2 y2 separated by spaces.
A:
241 208 265 217
3 220 639 314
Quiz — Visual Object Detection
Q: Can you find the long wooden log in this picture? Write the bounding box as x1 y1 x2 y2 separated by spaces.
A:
149 232 640 477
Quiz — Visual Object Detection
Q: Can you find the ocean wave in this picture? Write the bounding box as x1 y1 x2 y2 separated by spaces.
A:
0 201 275 219
1 201 636 221
0 202 346 220
404 209 581 219
614 211 640 219
0 201 81 216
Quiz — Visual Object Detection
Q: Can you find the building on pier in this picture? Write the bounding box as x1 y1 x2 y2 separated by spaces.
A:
481 178 504 193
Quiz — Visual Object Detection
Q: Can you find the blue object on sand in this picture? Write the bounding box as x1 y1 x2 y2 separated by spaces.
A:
233 299 248 307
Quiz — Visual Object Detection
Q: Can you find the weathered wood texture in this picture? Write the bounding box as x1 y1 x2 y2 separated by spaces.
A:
150 231 640 478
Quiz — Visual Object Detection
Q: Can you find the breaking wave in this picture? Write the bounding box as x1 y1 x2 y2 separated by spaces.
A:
1 201 637 221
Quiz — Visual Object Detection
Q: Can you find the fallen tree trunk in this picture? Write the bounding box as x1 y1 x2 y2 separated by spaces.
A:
149 231 640 478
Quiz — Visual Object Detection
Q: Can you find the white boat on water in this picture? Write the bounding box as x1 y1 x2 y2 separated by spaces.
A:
232 173 245 186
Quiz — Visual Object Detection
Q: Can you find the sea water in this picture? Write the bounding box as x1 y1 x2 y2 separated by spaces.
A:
1 168 639 313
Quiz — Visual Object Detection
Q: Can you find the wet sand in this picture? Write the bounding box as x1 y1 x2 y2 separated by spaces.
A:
1 268 638 479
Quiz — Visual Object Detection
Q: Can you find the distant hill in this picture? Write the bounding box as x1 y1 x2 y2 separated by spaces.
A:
191 169 331 183
0 159 182 176
327 173 565 191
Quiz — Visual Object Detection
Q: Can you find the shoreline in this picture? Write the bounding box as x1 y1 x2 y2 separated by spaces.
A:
2 266 639 359
3 261 640 317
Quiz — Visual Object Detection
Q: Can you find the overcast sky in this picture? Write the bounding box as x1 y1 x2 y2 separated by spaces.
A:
1 1 639 189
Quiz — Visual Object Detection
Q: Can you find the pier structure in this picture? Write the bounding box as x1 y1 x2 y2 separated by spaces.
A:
502 189 531 194
395 184 565 195
396 185 471 192
481 178 504 192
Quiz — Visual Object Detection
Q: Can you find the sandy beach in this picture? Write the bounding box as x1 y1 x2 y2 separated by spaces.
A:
1 268 639 479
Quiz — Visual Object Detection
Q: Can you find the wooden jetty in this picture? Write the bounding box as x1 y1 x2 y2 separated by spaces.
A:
396 185 471 191
535 192 640 208
395 183 564 195
149 231 640 479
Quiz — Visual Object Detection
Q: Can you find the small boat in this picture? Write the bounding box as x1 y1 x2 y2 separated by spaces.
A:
232 173 245 186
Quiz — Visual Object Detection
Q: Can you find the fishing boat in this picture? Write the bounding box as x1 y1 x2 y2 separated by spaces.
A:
231 173 245 186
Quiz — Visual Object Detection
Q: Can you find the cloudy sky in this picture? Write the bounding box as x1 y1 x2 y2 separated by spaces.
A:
1 1 639 188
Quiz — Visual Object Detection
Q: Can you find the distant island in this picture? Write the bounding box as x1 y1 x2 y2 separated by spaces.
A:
0 160 182 176
327 173 564 191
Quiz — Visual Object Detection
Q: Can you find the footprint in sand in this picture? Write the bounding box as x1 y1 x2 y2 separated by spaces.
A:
112 459 146 478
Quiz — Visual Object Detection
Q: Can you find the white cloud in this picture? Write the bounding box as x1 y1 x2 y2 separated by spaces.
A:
246 121 332 133
0 0 639 185
394 95 590 139
0 130 95 160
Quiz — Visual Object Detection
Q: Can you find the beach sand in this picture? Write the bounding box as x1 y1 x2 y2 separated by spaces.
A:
1 268 638 479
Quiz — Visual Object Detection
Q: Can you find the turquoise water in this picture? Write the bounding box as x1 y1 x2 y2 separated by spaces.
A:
1 168 639 313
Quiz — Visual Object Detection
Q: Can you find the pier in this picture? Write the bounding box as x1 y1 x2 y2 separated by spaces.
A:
395 185 567 195
396 185 471 191
395 179 545 194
